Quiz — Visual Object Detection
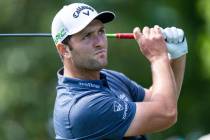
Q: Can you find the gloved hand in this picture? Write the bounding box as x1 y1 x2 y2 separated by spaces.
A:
161 27 188 59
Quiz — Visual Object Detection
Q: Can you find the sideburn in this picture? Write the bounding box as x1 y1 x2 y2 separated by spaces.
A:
67 45 73 51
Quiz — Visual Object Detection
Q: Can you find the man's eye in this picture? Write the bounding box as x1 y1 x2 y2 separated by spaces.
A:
99 29 105 34
83 33 91 39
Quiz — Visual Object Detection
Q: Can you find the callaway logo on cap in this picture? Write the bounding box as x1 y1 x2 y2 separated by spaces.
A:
73 5 94 18
51 3 115 45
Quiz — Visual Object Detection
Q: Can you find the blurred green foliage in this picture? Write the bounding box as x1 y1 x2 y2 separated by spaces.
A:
0 0 210 139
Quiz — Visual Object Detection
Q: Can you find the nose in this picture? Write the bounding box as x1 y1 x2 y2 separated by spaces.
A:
93 34 105 48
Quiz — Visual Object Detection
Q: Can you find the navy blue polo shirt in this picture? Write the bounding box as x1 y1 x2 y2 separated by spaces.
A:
54 68 146 140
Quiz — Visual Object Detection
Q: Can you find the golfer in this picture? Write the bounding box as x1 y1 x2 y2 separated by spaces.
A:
51 3 187 140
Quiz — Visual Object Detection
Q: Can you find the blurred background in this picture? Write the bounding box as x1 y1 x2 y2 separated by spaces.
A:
0 0 210 139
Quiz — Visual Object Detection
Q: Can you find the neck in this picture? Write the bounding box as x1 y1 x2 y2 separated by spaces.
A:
63 62 101 80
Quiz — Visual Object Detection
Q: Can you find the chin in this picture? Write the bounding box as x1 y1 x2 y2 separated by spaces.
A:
92 63 107 71
95 65 107 70
82 59 108 70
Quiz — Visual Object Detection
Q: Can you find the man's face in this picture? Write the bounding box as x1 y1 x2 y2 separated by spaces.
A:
67 19 108 70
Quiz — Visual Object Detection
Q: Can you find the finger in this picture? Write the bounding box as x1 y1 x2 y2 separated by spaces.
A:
150 28 155 36
177 28 184 42
154 25 160 29
171 27 179 43
133 27 142 40
164 27 174 43
154 25 162 34
142 26 150 38
159 27 166 39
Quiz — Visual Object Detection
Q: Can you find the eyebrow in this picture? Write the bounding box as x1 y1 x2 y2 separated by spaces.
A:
81 25 105 36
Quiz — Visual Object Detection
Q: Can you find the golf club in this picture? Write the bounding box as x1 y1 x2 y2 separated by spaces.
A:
0 33 134 39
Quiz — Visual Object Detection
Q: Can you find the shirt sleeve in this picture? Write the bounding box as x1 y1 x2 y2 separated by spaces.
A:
69 93 136 139
128 79 146 102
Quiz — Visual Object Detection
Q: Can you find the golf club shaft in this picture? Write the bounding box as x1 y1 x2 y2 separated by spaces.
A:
0 33 51 37
106 33 134 39
0 33 134 39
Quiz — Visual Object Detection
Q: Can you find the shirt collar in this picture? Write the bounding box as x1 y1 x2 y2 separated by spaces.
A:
57 68 109 89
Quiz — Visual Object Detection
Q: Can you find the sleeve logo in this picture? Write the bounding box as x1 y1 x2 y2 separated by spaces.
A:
113 101 124 112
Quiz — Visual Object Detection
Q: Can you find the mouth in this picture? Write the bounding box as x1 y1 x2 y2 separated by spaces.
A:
95 49 107 55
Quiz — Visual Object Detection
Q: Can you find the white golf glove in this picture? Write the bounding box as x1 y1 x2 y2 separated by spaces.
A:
161 27 188 59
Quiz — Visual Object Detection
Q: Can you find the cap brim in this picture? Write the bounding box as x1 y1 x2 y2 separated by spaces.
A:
95 11 115 24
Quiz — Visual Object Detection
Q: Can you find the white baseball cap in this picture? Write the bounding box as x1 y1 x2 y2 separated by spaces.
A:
51 3 115 45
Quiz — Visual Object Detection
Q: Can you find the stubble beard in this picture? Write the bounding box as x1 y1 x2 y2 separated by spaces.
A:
73 55 108 71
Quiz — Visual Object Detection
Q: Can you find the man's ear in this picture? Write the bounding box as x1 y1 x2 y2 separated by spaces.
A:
56 43 71 58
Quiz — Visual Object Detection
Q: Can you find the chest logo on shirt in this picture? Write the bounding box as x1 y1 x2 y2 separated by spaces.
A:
118 94 129 101
78 82 100 89
113 101 124 112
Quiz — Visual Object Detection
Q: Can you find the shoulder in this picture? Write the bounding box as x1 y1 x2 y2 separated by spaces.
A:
102 69 137 91
102 69 129 81
102 69 125 76
102 69 145 102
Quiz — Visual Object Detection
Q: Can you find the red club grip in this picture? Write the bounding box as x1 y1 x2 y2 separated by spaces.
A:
116 33 134 39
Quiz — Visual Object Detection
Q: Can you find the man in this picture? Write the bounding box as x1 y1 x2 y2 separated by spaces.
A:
51 3 187 140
